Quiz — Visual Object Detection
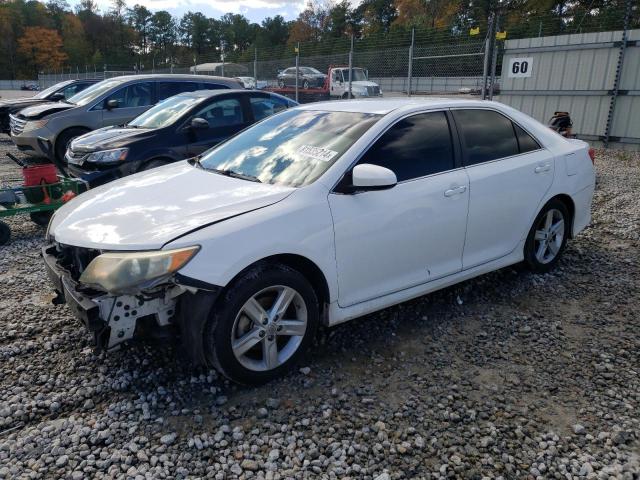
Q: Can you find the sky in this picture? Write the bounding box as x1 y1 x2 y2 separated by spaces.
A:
71 0 308 23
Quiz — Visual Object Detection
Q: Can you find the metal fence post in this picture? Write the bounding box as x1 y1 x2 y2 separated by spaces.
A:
254 48 258 81
482 13 494 100
604 0 631 148
295 42 299 103
407 28 415 96
489 14 500 101
348 35 354 99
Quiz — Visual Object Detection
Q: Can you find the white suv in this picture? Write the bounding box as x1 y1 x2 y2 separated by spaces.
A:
44 98 595 384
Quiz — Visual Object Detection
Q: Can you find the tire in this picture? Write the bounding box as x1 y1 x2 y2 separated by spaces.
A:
342 92 350 99
204 263 319 385
303 80 310 90
55 128 88 163
524 198 570 273
141 159 171 171
30 210 53 227
0 222 10 245
278 79 285 88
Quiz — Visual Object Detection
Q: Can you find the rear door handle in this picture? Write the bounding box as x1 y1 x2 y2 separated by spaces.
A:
444 185 467 197
534 164 551 173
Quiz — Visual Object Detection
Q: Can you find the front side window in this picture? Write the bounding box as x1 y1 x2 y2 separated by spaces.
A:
128 95 203 129
61 83 86 99
67 79 128 106
249 95 289 121
358 111 455 182
157 81 200 101
104 82 153 109
453 109 520 165
194 98 244 128
199 109 380 187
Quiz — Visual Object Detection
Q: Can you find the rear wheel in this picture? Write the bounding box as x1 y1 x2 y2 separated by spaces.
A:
524 199 570 273
0 222 10 245
303 80 310 89
204 263 319 385
55 128 88 163
278 79 285 88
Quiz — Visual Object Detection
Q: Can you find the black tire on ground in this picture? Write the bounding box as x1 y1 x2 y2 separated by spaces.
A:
342 92 350 99
30 210 54 227
0 221 10 245
55 128 89 163
141 159 172 171
524 198 570 274
204 263 319 385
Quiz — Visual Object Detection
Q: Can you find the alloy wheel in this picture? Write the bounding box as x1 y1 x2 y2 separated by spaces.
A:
534 208 565 264
231 285 308 372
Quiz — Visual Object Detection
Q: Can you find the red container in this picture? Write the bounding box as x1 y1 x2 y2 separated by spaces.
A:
23 164 57 187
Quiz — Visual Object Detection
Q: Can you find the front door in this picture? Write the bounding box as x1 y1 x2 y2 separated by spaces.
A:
100 82 154 127
452 108 554 269
187 97 249 156
329 111 469 307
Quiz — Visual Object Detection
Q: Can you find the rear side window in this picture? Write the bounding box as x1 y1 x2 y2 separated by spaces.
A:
453 109 519 165
249 94 289 121
358 111 454 182
157 82 200 101
514 123 540 153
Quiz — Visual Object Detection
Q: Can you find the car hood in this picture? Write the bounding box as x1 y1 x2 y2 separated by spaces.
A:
18 102 74 120
71 126 153 152
0 97 50 110
50 161 295 250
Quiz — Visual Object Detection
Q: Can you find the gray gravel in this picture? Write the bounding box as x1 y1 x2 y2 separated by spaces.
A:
0 136 639 479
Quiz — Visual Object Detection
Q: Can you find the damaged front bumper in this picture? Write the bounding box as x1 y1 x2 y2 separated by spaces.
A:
43 244 183 350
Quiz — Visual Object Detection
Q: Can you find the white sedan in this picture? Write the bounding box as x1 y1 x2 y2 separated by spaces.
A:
44 98 595 384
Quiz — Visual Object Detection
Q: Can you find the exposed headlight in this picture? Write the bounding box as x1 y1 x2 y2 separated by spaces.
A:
86 148 129 165
79 246 199 293
22 119 48 132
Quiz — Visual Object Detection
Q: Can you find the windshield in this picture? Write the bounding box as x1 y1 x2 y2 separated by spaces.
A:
128 95 202 129
66 79 127 106
199 109 380 187
36 81 70 99
343 69 368 81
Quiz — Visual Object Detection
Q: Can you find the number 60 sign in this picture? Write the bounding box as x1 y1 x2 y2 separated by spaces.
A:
507 57 533 78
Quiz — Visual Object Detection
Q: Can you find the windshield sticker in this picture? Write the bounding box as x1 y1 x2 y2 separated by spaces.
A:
297 145 338 162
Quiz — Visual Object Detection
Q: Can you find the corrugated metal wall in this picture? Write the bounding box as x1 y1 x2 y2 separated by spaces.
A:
497 29 640 149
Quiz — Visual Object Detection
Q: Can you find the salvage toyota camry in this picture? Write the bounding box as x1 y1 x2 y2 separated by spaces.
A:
44 98 595 384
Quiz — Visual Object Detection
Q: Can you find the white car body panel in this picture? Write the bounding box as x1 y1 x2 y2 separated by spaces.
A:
49 98 595 328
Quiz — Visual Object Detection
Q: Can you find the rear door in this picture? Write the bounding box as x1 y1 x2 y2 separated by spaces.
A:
99 82 154 127
186 94 250 156
452 108 554 269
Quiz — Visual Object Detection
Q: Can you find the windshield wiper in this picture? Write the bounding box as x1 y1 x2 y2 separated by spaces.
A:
210 168 262 183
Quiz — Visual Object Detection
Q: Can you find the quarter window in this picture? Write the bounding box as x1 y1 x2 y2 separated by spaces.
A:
193 98 244 128
249 95 289 121
453 109 520 165
514 123 540 153
357 111 455 182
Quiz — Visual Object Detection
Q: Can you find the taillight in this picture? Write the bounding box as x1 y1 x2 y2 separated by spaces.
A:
588 147 595 164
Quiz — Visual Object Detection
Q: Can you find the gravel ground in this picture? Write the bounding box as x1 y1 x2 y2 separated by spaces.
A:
0 136 638 480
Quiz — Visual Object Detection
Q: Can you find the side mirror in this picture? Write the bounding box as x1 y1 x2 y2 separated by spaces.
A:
106 99 119 110
50 92 65 101
190 117 209 130
351 164 397 191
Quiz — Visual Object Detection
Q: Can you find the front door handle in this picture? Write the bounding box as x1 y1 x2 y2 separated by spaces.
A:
534 164 551 173
444 185 467 197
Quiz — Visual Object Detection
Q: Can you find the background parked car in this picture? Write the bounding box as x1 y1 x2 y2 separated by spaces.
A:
9 74 242 162
66 90 297 187
277 67 327 89
235 76 257 89
0 79 98 134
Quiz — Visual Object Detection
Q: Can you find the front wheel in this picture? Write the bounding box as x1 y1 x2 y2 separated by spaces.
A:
55 128 88 163
524 199 570 273
303 80 310 89
204 263 319 384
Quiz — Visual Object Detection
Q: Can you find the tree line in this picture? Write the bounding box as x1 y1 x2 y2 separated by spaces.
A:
0 0 634 79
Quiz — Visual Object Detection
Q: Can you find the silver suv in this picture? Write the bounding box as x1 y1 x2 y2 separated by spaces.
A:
10 74 242 161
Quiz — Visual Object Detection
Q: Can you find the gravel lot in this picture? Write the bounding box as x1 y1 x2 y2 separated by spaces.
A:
0 136 638 480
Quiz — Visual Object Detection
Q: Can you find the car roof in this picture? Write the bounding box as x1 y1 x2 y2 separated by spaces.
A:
103 74 241 84
296 97 504 115
176 89 260 99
